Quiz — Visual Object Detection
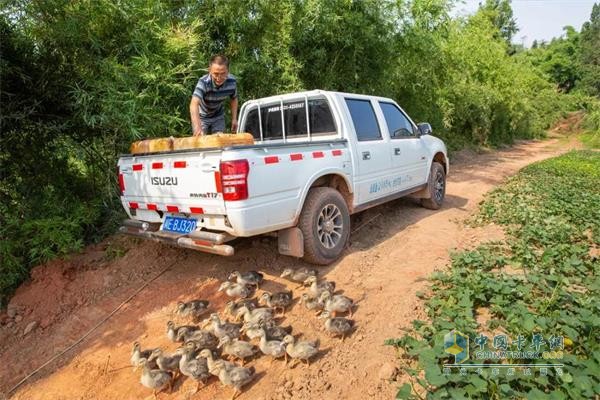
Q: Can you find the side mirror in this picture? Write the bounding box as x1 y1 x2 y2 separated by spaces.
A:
417 122 432 136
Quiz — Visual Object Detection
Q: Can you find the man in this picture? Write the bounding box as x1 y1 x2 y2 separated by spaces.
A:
190 55 238 136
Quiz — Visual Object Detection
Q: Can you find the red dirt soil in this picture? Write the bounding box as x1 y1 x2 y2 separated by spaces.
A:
0 131 581 400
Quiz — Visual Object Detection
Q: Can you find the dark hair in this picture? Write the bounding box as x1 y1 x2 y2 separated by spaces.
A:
209 54 229 68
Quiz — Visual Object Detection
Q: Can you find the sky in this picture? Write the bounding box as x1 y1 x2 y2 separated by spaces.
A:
453 0 598 47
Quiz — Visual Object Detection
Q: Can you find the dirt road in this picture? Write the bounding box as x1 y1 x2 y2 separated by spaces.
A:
0 131 580 400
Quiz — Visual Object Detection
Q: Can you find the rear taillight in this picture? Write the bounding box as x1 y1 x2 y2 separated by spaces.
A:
220 159 249 201
118 167 125 194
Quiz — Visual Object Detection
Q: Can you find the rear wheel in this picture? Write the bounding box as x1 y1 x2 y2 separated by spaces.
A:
421 162 446 210
298 187 350 265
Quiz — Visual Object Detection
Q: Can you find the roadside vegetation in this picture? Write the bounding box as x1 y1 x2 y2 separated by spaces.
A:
386 151 600 399
1 0 599 304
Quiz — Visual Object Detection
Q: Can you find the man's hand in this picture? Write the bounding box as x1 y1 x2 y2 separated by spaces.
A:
231 119 238 133
193 129 204 137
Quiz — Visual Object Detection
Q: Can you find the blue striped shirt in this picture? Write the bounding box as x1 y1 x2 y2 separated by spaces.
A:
192 74 238 118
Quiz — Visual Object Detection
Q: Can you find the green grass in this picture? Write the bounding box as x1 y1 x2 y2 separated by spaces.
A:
580 131 600 149
386 151 600 399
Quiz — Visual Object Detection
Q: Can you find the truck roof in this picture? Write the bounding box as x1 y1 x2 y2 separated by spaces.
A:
242 89 395 105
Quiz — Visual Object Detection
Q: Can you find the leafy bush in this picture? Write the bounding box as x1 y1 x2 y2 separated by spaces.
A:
387 151 600 399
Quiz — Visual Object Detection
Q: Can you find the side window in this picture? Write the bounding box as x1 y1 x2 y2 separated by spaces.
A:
380 102 416 138
345 99 382 141
309 98 336 135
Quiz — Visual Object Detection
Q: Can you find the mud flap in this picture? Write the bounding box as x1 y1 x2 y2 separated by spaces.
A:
278 227 304 258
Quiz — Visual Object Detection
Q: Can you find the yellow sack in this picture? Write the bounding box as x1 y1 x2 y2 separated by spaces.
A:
130 137 173 154
172 133 254 150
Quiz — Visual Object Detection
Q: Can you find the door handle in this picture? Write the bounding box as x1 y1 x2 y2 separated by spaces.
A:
362 151 371 160
394 148 401 156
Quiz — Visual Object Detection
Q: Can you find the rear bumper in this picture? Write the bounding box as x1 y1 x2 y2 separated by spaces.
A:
119 219 235 256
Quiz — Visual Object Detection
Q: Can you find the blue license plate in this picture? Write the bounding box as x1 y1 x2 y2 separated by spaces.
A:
162 216 197 234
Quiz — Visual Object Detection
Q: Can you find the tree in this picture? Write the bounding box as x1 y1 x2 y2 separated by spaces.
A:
479 0 518 44
580 3 600 96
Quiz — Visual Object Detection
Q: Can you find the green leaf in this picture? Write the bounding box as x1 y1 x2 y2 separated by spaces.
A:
470 376 488 392
425 365 448 387
395 383 411 399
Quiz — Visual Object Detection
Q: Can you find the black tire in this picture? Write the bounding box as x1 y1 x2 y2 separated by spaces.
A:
421 162 446 210
298 187 350 265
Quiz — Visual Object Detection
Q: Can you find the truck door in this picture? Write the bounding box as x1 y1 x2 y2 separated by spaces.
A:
344 98 394 204
378 101 429 190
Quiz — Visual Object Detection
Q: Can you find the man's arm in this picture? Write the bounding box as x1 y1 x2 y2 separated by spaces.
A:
190 96 203 136
230 97 238 133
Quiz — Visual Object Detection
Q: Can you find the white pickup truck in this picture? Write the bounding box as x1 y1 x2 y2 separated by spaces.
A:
117 90 448 265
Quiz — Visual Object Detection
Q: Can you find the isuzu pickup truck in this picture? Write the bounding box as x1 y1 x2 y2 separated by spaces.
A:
117 90 449 265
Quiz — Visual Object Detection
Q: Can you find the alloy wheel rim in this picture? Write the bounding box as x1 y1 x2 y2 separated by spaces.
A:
317 203 343 249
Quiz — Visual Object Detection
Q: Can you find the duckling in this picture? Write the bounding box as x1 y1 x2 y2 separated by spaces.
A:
206 313 242 339
259 291 293 315
166 320 199 342
179 342 211 393
218 335 258 366
257 328 286 363
131 342 158 370
300 293 324 313
304 275 336 298
149 348 182 380
178 327 219 350
199 348 236 376
242 319 292 341
236 305 274 324
319 311 355 341
280 267 317 287
283 335 320 366
209 357 256 400
319 291 354 317
176 299 210 321
228 270 264 288
138 358 173 398
224 299 257 318
218 281 252 299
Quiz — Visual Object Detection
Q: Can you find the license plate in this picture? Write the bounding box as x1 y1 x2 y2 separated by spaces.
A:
162 216 197 234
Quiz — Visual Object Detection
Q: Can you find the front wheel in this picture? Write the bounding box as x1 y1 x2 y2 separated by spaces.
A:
298 187 350 265
421 162 446 210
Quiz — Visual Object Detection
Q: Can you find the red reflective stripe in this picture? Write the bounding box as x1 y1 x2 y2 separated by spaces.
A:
166 205 179 212
174 161 186 168
190 207 204 214
129 202 139 209
193 240 213 247
264 156 279 164
312 151 324 158
332 150 342 156
132 164 143 171
152 162 163 169
118 173 125 193
215 171 223 193
290 153 303 161
147 203 157 211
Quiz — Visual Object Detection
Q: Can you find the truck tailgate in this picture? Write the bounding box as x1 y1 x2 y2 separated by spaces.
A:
118 151 226 215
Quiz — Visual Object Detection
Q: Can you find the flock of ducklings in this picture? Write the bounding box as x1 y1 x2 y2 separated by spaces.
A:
130 268 356 399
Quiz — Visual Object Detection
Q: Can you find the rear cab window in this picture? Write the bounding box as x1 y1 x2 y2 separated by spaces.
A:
243 96 337 141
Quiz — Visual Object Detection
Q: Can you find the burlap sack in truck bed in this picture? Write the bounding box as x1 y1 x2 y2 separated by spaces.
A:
130 137 174 154
172 133 254 150
129 133 254 154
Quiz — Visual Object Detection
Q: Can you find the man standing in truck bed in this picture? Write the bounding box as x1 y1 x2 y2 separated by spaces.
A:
190 55 238 136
